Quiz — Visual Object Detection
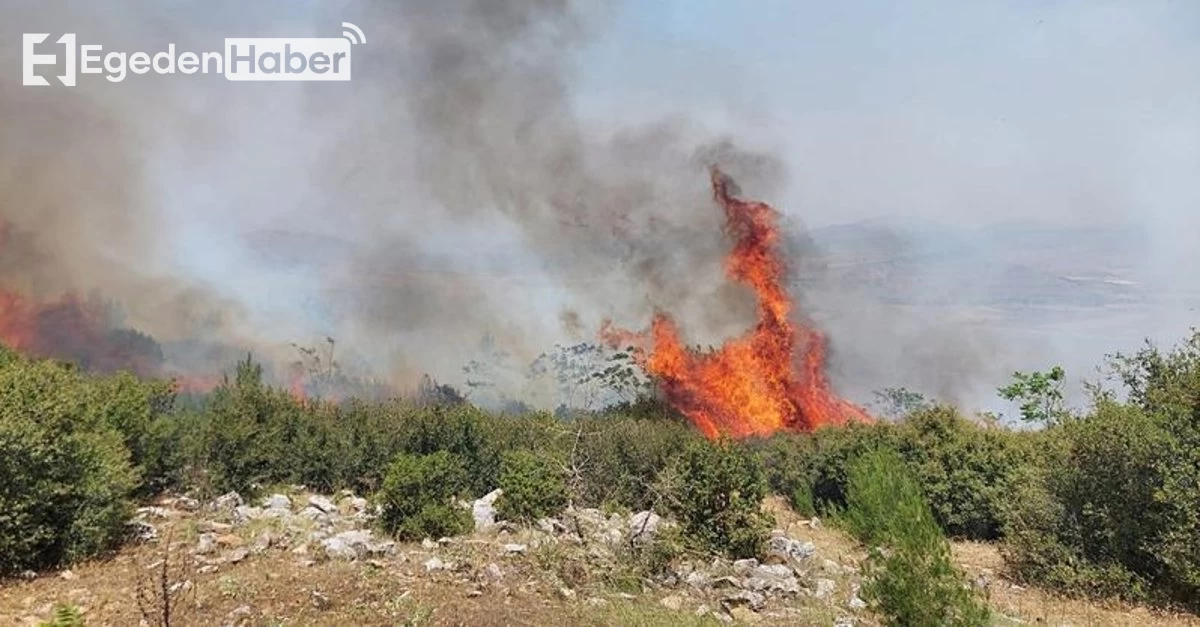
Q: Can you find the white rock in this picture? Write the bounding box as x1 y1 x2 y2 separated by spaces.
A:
264 494 292 510
421 538 438 550
813 578 837 599
473 489 503 530
423 557 446 572
848 596 867 610
232 505 263 524
628 511 662 541
733 558 760 572
503 543 527 555
767 536 816 561
212 491 243 511
308 495 337 513
321 537 358 560
196 533 217 555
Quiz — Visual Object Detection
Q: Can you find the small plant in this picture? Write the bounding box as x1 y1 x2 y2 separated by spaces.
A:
659 439 769 559
38 603 85 627
496 450 568 523
377 452 472 540
998 366 1066 424
843 448 988 626
135 528 194 627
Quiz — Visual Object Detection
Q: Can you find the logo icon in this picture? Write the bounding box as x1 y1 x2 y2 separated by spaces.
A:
22 23 365 86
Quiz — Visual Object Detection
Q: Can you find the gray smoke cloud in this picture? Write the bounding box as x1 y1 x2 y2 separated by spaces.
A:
2 1 1194 415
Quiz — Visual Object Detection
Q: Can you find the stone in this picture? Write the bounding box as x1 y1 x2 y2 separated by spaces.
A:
297 506 327 521
423 557 446 572
322 536 356 560
834 617 856 627
745 564 800 594
232 505 263 524
558 587 577 600
536 517 567 535
252 532 275 553
503 543 527 555
212 491 243 511
136 506 171 520
228 605 252 618
767 536 815 561
813 578 836 599
659 594 685 611
721 590 766 612
472 489 503 530
733 558 759 572
172 496 201 511
484 563 504 581
366 540 396 557
264 494 292 510
59 570 77 581
421 538 438 550
585 597 609 607
685 570 711 588
308 495 337 513
822 559 842 574
196 533 217 555
227 548 249 564
848 596 867 610
629 511 662 542
128 521 157 542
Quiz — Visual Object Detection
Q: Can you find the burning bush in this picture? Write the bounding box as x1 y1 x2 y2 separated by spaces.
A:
602 168 869 439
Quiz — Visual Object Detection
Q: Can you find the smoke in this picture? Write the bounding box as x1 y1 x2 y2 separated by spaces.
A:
3 1 1194 413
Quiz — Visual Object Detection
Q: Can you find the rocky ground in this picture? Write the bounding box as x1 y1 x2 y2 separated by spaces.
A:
2 489 1198 626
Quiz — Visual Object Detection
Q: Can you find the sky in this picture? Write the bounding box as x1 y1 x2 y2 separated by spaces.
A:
579 1 1200 231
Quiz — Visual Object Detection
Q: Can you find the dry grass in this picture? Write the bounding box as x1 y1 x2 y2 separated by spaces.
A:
2 500 1198 626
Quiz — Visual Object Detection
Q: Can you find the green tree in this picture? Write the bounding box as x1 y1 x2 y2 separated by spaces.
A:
998 366 1066 423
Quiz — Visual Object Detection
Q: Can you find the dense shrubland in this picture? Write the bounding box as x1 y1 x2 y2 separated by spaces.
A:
2 331 1200 615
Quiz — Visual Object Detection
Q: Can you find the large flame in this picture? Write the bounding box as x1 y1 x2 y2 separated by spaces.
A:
601 167 870 439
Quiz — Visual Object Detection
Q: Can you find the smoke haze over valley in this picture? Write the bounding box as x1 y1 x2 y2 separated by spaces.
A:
1 1 1197 418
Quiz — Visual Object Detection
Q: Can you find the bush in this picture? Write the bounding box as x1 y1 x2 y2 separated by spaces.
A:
0 354 139 574
1000 400 1185 603
573 414 699 511
496 450 567 522
377 451 472 540
894 406 1030 540
660 439 770 559
843 448 988 626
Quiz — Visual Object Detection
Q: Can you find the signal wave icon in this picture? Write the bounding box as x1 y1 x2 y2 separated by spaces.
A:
342 23 366 45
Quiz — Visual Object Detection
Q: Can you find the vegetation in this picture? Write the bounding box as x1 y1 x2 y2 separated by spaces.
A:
842 449 989 626
377 451 473 541
496 450 568 523
658 440 771 559
3 329 1200 615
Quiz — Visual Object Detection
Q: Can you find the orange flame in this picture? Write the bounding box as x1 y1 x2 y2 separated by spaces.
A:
601 167 871 439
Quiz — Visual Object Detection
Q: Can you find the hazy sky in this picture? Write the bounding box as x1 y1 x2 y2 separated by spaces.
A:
579 1 1200 232
2 1 1197 411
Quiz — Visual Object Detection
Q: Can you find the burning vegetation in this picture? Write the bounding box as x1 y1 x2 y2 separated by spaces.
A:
602 168 870 439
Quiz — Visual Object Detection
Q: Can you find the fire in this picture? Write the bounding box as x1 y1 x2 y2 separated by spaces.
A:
601 167 871 439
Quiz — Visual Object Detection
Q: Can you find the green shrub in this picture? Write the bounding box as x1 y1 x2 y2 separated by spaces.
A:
573 414 698 511
496 450 567 522
659 439 770 559
0 354 138 574
894 406 1030 540
1000 400 1186 603
377 451 472 540
844 448 988 626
